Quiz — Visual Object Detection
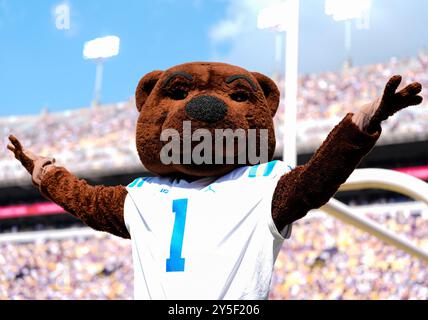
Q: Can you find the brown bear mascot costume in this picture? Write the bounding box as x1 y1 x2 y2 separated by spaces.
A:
8 62 423 299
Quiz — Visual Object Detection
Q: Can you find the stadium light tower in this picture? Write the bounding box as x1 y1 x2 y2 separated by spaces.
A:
257 0 300 168
325 0 372 65
83 35 120 106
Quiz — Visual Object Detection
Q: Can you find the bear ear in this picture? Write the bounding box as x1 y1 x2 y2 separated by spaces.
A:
251 72 280 117
135 70 163 112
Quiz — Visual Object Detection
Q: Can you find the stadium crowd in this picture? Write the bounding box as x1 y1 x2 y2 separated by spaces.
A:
269 209 428 300
0 100 142 182
0 234 133 299
2 53 428 181
1 205 426 299
274 50 428 146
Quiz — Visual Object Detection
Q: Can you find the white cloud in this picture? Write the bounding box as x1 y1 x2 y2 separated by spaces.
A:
209 14 245 43
208 0 282 73
209 0 268 43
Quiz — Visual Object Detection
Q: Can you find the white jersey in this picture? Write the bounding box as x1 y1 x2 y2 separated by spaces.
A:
124 160 293 300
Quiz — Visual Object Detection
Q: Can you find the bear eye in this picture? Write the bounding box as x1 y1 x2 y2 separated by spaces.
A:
170 88 189 100
230 91 249 102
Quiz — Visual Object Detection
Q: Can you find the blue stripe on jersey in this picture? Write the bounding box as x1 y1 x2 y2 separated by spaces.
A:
248 165 260 178
128 177 147 188
263 160 278 176
248 161 278 178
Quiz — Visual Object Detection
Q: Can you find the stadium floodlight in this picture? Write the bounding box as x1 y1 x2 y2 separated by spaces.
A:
83 36 121 106
257 0 300 168
257 1 289 32
324 0 372 21
83 35 120 60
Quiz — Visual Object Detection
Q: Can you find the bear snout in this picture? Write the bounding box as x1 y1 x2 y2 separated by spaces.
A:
185 95 228 123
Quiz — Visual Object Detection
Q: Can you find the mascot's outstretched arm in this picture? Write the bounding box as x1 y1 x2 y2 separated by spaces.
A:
272 75 423 231
7 136 130 239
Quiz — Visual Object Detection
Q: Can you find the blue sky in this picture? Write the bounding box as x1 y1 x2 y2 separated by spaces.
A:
0 0 427 116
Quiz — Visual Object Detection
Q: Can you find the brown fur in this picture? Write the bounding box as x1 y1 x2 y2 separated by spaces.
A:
39 167 130 238
271 113 380 230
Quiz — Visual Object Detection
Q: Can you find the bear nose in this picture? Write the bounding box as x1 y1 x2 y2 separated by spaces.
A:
185 95 228 123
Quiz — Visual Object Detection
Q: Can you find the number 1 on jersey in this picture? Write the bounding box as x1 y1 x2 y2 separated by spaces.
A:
166 198 188 272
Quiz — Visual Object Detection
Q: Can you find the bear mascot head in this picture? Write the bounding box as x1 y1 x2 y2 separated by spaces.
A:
134 62 280 177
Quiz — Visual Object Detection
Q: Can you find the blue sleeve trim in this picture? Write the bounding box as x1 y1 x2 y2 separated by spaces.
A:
248 160 278 178
128 177 148 188
263 160 278 176
248 165 260 178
